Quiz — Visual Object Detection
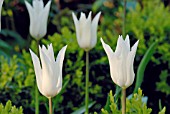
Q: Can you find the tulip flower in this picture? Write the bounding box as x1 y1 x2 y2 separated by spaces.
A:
72 11 101 51
30 44 67 98
25 0 51 40
0 0 4 31
101 35 139 89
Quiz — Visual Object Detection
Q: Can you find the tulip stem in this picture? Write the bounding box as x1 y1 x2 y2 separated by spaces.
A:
123 0 126 36
122 88 126 114
85 51 89 114
35 40 40 114
49 97 53 114
35 86 39 114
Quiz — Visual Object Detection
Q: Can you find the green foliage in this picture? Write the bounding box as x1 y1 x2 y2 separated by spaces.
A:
126 89 152 114
0 100 23 114
156 70 170 95
96 89 152 114
125 0 170 64
158 107 166 114
0 55 34 113
0 0 170 113
0 55 33 90
134 41 158 93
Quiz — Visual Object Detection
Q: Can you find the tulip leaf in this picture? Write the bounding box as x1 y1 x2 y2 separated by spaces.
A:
134 41 158 93
1 29 26 47
71 101 96 114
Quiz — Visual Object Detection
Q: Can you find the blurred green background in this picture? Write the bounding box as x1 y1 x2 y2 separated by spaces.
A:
0 0 170 113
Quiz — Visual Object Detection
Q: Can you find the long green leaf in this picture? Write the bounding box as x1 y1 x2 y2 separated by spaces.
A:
0 39 12 49
133 41 158 93
71 101 96 114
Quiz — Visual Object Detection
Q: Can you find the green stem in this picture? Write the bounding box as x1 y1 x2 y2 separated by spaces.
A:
122 88 126 114
35 40 40 114
85 51 89 114
123 0 126 37
49 97 52 114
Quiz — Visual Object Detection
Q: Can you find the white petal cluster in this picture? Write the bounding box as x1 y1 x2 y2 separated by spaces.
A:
101 35 139 89
72 11 101 51
25 0 51 39
30 44 67 98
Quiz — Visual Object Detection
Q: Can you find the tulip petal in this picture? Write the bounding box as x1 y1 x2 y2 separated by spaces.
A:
115 35 123 56
125 35 130 51
101 38 114 62
125 51 135 87
79 12 91 50
131 40 139 52
38 0 51 39
39 45 53 78
41 44 55 62
87 11 92 20
91 12 101 48
72 12 80 42
101 38 118 83
25 1 34 23
39 46 56 97
125 40 139 87
33 0 44 14
55 45 67 94
29 49 42 93
47 43 55 62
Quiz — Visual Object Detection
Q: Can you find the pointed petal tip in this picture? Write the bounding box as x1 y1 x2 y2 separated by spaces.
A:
80 12 86 18
45 0 51 6
63 45 68 50
49 43 52 47
29 48 33 53
72 12 75 16
47 0 52 4
135 40 139 46
25 0 28 4
100 38 104 44
29 49 38 60
88 11 92 15
131 40 139 52
126 34 129 38
97 11 101 16
118 35 123 40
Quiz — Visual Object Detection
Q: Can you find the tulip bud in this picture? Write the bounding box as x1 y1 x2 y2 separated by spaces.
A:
101 35 139 89
25 0 51 40
30 44 67 98
0 0 4 31
72 11 101 51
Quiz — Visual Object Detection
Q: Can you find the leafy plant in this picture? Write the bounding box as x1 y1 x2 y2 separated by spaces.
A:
156 70 170 95
103 89 152 114
0 100 23 114
95 88 166 114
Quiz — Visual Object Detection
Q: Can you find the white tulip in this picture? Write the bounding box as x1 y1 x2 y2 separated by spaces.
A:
72 11 101 51
0 0 4 31
30 44 67 98
25 0 51 40
101 35 139 89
